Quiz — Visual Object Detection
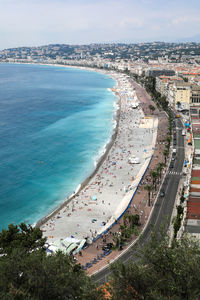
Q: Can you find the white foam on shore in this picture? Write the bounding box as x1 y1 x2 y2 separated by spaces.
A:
93 91 119 168
75 184 81 194
94 141 108 168
41 71 158 243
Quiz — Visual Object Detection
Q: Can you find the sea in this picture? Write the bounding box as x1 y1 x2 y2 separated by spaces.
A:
0 63 117 230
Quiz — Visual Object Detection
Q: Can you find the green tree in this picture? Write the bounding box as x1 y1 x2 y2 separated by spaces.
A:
0 223 101 300
144 184 153 206
128 214 140 229
0 223 46 255
110 233 200 299
149 104 155 114
151 170 158 189
156 162 165 182
0 250 100 300
163 148 169 164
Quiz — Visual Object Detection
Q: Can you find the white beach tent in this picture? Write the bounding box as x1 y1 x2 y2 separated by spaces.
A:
73 239 86 255
63 237 80 244
48 237 85 255
48 241 68 254
128 157 140 164
48 245 58 253
66 243 78 255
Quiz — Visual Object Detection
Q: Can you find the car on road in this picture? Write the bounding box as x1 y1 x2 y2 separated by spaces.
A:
169 162 174 168
160 190 165 197
172 156 175 161
172 148 177 154
182 129 186 136
173 141 177 145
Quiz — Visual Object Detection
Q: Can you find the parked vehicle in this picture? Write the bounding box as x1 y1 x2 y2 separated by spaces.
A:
160 190 165 197
172 149 177 154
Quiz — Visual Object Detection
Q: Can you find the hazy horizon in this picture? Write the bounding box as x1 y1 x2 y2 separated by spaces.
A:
0 0 200 50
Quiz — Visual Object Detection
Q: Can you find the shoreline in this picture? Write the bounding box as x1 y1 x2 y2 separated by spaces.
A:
1 61 124 232
36 86 121 228
35 65 121 228
40 69 158 242
2 62 158 244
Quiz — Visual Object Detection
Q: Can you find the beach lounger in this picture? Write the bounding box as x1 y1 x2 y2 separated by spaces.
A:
92 259 97 264
85 262 92 268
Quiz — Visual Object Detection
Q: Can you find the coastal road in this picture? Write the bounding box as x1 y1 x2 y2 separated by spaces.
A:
92 115 185 285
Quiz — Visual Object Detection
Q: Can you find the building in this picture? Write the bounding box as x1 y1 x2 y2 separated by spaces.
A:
155 75 183 97
146 68 175 77
190 85 200 105
168 82 191 108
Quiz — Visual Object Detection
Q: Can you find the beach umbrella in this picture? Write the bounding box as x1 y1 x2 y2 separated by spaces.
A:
92 195 97 201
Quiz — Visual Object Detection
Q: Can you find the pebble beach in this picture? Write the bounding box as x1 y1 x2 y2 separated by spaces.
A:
40 71 158 244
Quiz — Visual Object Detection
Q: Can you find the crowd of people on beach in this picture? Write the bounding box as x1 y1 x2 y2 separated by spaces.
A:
41 73 158 244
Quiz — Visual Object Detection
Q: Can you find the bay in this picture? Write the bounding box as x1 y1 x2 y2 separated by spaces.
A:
0 63 116 229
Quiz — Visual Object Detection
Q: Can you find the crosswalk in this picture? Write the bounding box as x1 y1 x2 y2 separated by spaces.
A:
168 171 182 175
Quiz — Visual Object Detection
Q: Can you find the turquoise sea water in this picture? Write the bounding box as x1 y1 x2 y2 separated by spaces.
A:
0 63 116 230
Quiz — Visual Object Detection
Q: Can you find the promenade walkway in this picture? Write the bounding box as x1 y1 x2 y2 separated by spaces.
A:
75 82 169 275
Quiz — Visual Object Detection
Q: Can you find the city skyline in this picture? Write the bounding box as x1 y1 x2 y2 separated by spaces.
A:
0 0 200 50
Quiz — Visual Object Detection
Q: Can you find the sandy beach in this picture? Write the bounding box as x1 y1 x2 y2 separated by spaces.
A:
39 71 158 245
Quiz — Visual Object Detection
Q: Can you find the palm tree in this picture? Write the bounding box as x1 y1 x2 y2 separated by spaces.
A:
151 170 158 189
149 104 155 114
156 163 165 182
163 149 169 164
145 184 154 206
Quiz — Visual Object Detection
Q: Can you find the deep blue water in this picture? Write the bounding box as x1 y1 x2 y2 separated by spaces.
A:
0 63 116 230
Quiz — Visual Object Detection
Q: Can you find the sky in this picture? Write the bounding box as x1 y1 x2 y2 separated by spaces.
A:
0 0 200 49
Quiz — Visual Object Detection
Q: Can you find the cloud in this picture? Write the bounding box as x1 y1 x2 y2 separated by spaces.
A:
172 16 200 26
0 0 200 49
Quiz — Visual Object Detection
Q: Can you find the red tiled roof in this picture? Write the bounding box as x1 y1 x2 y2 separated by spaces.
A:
187 206 200 214
192 170 200 177
191 180 200 185
190 187 200 193
187 211 200 219
189 197 200 203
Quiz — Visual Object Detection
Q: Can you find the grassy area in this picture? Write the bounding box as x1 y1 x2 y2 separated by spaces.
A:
194 139 200 149
192 177 200 181
194 134 200 138
194 159 200 165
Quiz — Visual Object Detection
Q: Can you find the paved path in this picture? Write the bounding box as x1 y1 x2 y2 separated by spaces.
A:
75 81 170 278
92 115 185 285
